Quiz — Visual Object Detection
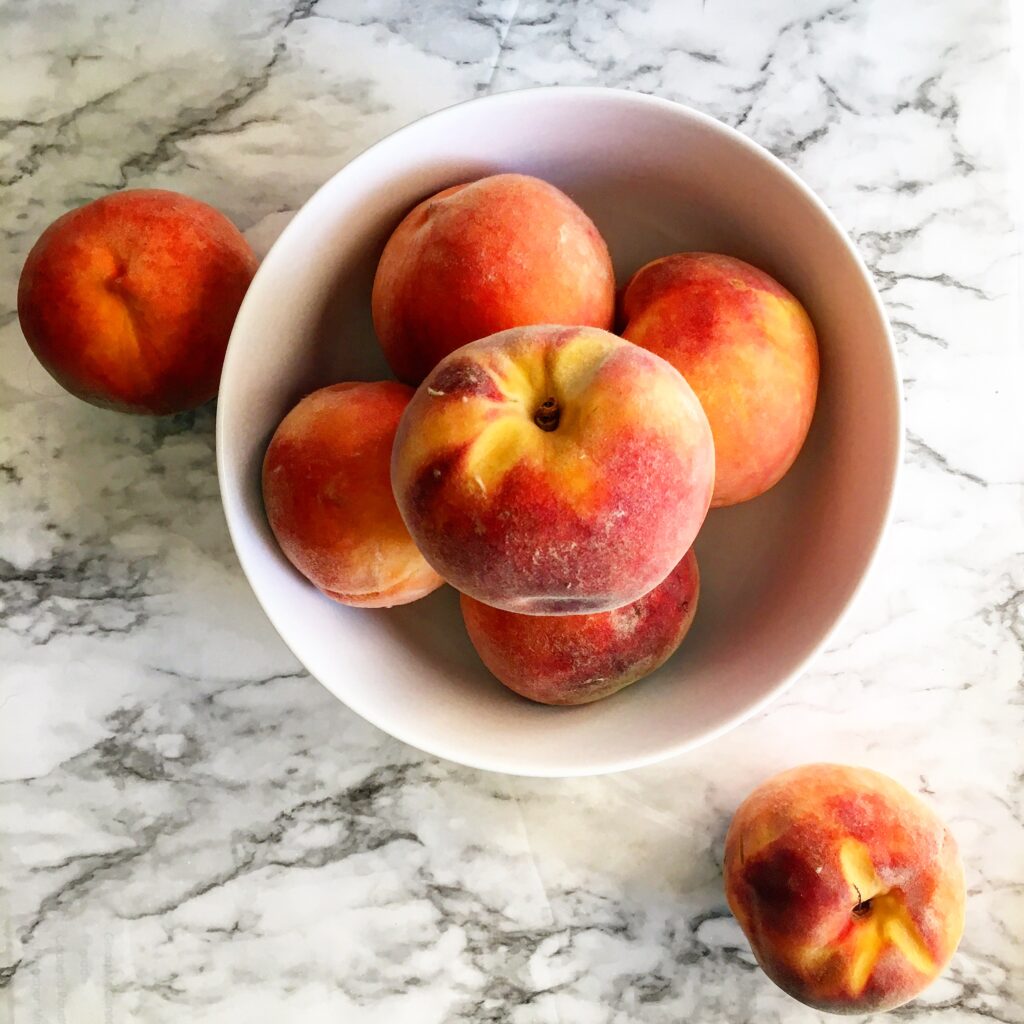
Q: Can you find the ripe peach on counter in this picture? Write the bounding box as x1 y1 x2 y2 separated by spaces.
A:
391 324 714 615
724 764 965 1014
263 381 443 608
462 548 699 705
621 252 819 507
18 189 258 415
372 173 615 384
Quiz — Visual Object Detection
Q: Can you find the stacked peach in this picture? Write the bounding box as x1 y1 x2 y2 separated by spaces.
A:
391 324 713 615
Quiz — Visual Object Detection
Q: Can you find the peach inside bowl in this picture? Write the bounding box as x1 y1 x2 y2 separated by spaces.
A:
216 86 901 777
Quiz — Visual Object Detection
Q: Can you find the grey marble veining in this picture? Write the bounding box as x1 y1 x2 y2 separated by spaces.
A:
1 1 1022 1021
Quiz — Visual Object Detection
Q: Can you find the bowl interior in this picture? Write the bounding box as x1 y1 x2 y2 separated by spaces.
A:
217 88 900 777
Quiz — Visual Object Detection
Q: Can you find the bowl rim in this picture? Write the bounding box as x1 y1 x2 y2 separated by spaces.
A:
216 84 904 777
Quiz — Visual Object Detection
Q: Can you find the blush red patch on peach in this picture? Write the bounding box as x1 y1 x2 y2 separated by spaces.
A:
461 548 700 704
408 425 702 614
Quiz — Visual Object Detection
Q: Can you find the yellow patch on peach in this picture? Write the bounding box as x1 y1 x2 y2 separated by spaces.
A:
838 841 936 988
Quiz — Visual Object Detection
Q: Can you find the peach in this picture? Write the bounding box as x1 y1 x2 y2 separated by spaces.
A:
371 173 615 384
391 324 714 614
724 764 965 1014
462 548 699 705
621 252 819 507
263 381 443 608
17 189 258 415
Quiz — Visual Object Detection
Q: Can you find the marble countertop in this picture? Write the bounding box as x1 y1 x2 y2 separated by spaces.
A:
2 1 1022 1021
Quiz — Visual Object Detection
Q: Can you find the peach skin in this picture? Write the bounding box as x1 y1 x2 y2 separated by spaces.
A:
263 381 443 608
18 189 257 414
621 252 819 507
724 764 966 1014
461 547 699 705
372 173 615 384
391 325 715 615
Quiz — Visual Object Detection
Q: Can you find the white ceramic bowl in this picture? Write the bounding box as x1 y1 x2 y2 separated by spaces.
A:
217 87 901 777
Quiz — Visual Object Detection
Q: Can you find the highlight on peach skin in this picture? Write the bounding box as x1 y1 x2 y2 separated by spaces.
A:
372 173 615 384
621 252 819 508
18 188 258 415
391 324 715 615
461 547 699 705
723 764 965 1015
263 381 443 608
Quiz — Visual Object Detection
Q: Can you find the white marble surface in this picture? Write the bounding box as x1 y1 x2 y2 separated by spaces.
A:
1 0 1022 1020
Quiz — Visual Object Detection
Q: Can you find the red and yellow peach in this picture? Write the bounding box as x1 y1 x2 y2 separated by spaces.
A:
263 381 443 608
18 189 257 415
462 547 699 704
724 764 966 1014
372 173 615 384
621 252 818 507
391 324 715 615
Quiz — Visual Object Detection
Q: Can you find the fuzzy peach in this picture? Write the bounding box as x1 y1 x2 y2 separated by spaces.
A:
263 381 443 608
391 324 714 615
462 547 699 705
724 764 965 1014
621 252 819 507
18 189 258 414
371 173 615 384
